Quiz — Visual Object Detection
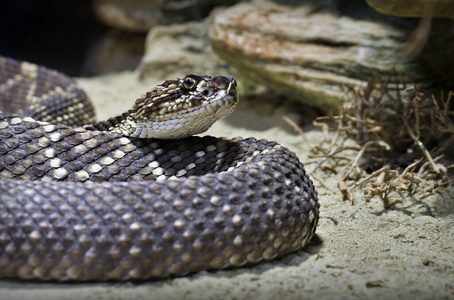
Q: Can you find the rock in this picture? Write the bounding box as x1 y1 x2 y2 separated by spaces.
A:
83 30 145 76
138 19 234 81
210 0 454 112
93 0 162 32
93 0 239 32
366 0 454 18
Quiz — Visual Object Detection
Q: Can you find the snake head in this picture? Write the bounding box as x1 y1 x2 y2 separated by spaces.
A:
120 75 239 139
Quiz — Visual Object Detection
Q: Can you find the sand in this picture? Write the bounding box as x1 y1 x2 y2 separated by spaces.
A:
0 71 453 300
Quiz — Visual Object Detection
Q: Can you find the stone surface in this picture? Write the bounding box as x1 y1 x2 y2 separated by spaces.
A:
83 30 146 76
93 0 162 32
93 0 239 32
366 0 454 18
138 19 234 81
210 0 454 112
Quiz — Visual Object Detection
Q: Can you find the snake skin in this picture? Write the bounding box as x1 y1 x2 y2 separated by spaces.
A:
0 56 319 281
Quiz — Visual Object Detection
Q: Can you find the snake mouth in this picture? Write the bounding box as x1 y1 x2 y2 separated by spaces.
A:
212 75 238 102
228 86 239 103
227 89 239 104
224 77 239 116
224 76 239 106
208 75 239 119
214 93 238 119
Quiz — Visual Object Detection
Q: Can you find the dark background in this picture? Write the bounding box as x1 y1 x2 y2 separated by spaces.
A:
0 0 106 76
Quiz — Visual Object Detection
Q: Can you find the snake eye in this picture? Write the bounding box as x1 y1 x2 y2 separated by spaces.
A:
183 76 197 90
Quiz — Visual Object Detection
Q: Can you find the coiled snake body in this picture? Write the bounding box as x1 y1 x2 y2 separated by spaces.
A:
0 56 319 281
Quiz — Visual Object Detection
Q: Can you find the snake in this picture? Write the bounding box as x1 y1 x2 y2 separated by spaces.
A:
0 55 319 281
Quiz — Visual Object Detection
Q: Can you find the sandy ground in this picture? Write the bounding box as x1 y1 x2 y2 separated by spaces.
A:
0 71 453 300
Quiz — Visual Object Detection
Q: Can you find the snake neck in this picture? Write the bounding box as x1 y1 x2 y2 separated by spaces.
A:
84 109 134 132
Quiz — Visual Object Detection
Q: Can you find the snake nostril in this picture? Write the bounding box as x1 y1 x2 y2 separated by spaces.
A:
213 76 231 89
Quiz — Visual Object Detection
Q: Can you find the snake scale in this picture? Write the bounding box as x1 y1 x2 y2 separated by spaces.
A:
0 55 319 281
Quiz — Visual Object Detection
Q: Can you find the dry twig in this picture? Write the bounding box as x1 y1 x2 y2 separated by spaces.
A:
308 72 453 205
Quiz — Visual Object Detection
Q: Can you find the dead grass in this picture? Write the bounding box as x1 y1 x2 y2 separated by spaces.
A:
285 72 454 206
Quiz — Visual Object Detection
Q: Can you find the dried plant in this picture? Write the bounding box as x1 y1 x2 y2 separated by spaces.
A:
289 72 454 205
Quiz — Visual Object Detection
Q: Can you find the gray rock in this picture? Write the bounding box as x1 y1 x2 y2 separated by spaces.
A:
83 30 145 76
138 19 233 81
93 0 240 32
210 0 454 112
366 0 454 18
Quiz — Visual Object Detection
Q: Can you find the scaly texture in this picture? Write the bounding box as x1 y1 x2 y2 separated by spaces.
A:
0 56 319 281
